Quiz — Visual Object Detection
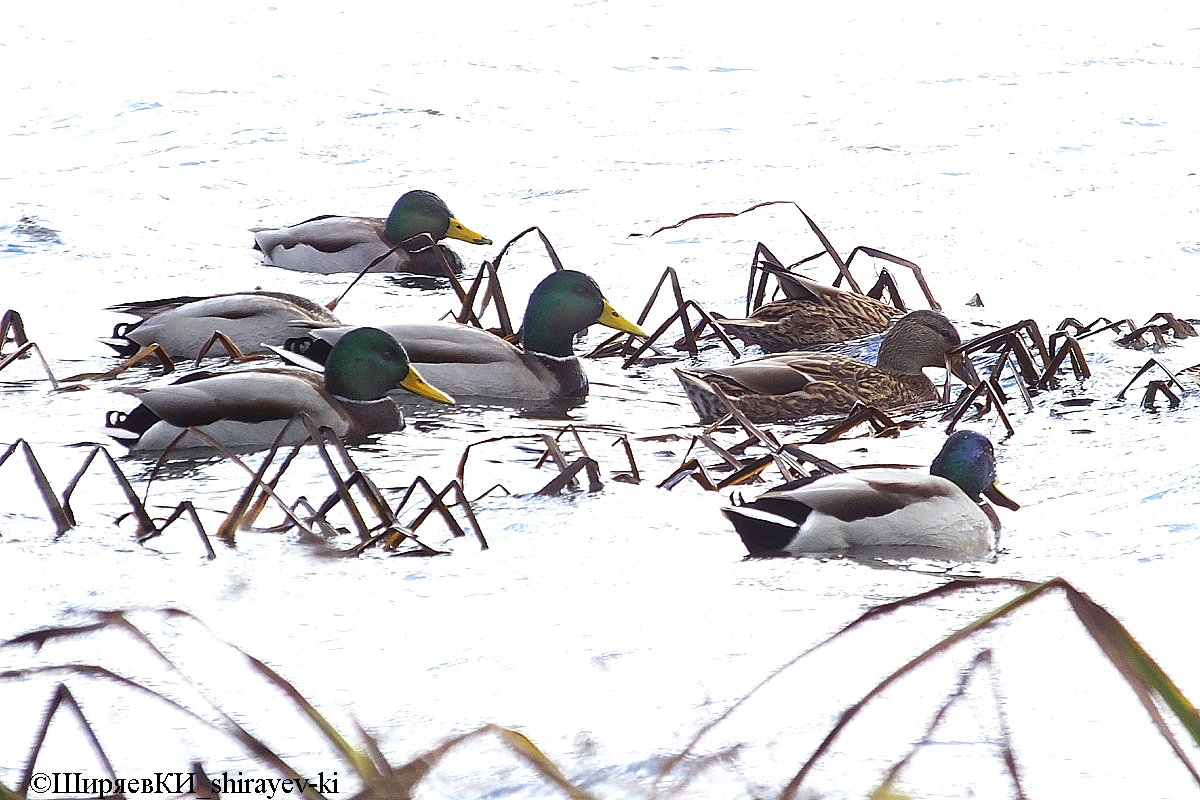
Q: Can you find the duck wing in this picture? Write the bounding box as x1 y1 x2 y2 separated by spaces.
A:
110 293 341 360
127 368 343 428
676 351 937 423
764 469 955 521
691 352 873 395
253 216 408 273
718 296 899 352
253 216 384 252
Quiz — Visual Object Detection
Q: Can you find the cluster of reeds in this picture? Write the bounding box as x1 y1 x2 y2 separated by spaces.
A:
610 205 1190 495
3 578 1198 799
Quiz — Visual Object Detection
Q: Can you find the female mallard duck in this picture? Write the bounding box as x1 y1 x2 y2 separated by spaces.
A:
253 189 492 274
282 270 647 405
105 327 454 453
724 430 1020 559
105 291 342 361
715 274 902 353
675 310 976 423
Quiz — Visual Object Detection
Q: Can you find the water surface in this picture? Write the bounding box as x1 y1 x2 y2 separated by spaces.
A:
3 3 1199 798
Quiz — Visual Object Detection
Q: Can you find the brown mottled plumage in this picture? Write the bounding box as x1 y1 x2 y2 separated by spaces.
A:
675 310 974 423
715 274 902 352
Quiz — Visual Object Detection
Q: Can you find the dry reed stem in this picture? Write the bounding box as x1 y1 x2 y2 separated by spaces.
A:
0 340 69 390
1 309 30 353
610 434 641 484
632 200 865 294
3 612 329 797
386 476 488 551
456 430 622 497
14 685 119 796
649 577 1200 800
868 649 1027 799
1057 316 1135 341
64 343 175 381
746 241 830 315
62 445 158 535
656 458 720 491
1117 359 1184 403
0 439 74 534
2 611 593 800
841 246 941 311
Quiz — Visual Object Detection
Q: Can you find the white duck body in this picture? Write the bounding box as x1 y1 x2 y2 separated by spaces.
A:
720 470 1003 556
727 468 997 559
723 430 1017 560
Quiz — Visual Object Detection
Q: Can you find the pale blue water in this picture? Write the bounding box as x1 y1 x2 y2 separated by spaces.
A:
3 3 1200 798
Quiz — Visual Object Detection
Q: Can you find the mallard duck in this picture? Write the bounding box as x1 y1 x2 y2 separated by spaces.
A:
723 430 1020 558
282 270 647 404
252 190 492 274
105 327 454 453
104 291 342 361
675 310 976 423
715 274 902 353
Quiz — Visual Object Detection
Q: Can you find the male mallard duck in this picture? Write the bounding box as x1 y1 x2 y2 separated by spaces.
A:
282 270 647 405
105 327 453 453
715 274 902 353
675 310 976 423
253 190 492 274
105 291 342 361
723 430 1020 559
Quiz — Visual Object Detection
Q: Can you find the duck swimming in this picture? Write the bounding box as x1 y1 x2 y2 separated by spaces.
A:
715 274 902 353
723 430 1019 559
105 327 453 453
104 290 342 361
253 189 492 274
674 310 976 423
281 270 647 405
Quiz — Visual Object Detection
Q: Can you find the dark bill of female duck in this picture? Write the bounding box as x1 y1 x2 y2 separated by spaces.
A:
105 327 454 453
252 189 492 274
277 270 648 404
722 430 1019 559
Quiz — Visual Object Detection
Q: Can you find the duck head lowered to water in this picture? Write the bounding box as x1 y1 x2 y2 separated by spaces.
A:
104 290 342 362
675 310 978 423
